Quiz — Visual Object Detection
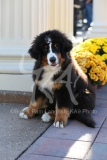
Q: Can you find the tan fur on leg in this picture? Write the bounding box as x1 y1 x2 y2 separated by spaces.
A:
54 106 70 128
24 98 47 118
48 111 55 121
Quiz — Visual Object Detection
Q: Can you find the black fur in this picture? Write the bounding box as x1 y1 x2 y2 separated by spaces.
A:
29 30 96 128
29 30 72 62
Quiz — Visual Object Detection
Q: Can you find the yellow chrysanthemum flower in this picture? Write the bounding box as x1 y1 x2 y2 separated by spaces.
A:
71 51 107 85
85 62 91 68
103 46 107 53
102 54 107 60
72 37 107 65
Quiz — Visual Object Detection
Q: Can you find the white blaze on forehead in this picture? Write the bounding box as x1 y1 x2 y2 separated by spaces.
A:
47 37 51 43
47 42 58 65
49 43 52 52
44 35 59 65
45 35 52 43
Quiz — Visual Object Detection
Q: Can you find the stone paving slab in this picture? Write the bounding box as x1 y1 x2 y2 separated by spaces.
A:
95 128 107 143
95 99 107 108
0 103 51 160
91 107 107 117
102 118 107 128
97 85 107 92
21 137 91 159
96 91 107 100
85 143 107 160
42 120 99 142
18 154 77 160
92 116 105 128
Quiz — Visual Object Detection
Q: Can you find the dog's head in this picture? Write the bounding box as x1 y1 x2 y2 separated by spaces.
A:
28 30 72 67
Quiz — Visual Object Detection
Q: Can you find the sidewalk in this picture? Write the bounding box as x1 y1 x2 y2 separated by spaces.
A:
18 84 107 160
0 103 51 160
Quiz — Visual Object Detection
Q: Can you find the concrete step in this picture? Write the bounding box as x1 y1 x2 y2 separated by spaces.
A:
0 91 31 104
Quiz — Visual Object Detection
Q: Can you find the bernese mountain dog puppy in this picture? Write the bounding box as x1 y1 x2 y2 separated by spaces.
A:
19 30 96 128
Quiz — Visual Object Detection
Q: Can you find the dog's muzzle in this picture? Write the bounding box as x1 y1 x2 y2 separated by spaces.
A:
47 53 59 67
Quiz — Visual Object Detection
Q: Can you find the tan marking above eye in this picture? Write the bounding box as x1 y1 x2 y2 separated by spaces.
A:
44 45 48 49
54 43 58 48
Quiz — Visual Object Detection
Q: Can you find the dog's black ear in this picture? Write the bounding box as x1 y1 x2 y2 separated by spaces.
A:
60 33 73 58
63 38 73 53
28 36 41 62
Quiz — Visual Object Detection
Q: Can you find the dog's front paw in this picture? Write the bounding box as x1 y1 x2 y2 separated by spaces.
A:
19 107 29 119
53 107 69 128
41 112 51 122
53 121 65 128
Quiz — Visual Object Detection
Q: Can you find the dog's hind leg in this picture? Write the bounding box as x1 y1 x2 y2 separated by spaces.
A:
19 97 47 119
73 89 96 127
19 84 49 119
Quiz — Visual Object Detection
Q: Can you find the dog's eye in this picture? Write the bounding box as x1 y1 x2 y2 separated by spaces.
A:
54 43 58 48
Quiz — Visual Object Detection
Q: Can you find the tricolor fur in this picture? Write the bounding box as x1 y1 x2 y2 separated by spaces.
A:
19 30 96 128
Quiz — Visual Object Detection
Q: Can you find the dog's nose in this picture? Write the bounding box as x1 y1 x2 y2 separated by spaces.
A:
49 56 56 63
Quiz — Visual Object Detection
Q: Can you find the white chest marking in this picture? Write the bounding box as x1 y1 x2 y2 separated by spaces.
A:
37 65 61 91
